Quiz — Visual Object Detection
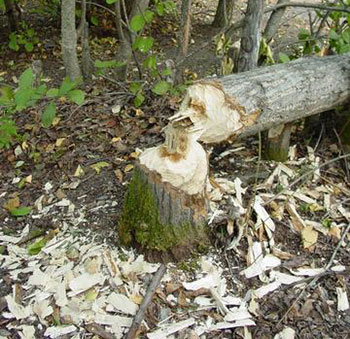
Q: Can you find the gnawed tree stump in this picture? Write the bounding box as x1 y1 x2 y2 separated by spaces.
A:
170 54 350 143
119 124 210 262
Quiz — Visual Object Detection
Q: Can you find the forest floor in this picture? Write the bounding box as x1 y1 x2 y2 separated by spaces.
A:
1 1 350 338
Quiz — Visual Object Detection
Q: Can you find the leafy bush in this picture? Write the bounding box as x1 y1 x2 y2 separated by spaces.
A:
0 68 85 148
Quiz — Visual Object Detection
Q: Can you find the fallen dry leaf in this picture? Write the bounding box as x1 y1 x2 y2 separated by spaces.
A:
301 226 318 250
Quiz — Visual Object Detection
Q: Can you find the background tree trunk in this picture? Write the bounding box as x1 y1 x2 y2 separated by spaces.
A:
61 0 81 81
129 0 150 18
212 0 234 28
236 0 264 72
4 0 18 32
114 0 132 81
178 0 192 57
170 54 350 143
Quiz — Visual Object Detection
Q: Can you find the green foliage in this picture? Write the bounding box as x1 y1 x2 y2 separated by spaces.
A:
296 2 350 56
129 82 145 107
152 80 171 95
259 38 275 65
279 52 290 63
27 238 47 255
10 206 31 216
42 102 57 128
126 0 177 106
0 69 85 148
8 23 39 53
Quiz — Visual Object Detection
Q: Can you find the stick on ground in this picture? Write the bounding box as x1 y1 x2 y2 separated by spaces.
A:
126 264 167 339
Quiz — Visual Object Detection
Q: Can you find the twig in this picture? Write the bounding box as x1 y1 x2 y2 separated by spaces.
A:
266 2 350 14
324 223 350 271
333 128 350 179
126 264 167 339
263 153 350 206
84 323 115 339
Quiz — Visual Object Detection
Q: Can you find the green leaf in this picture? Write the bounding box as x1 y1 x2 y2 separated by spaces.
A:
279 52 290 63
25 42 34 52
106 0 118 3
46 88 59 97
129 82 141 94
91 16 99 26
134 92 145 107
162 67 172 76
8 33 19 51
329 29 340 40
298 28 310 41
152 81 171 95
156 2 165 15
342 29 350 43
19 68 34 89
42 102 56 127
0 0 5 11
10 206 31 216
15 88 35 111
144 10 154 23
0 86 14 106
130 15 145 32
27 238 47 255
27 28 35 38
59 77 77 96
68 89 85 105
132 36 154 53
143 55 157 70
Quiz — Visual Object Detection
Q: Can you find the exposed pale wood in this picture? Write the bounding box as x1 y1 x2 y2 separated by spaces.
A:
170 54 350 143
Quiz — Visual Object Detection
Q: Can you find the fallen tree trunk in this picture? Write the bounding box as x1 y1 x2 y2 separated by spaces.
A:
170 54 350 143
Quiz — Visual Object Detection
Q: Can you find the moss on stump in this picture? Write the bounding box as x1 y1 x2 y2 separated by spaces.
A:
119 164 209 263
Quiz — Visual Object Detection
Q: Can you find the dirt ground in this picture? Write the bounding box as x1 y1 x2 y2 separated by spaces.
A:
1 1 350 338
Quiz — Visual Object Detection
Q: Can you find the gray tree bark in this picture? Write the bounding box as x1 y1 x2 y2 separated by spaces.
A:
212 0 235 28
129 0 150 18
236 0 264 72
171 54 350 143
178 0 192 57
263 0 289 43
114 0 132 81
61 0 81 81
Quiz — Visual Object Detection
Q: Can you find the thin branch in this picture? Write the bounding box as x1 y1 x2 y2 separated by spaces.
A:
126 264 167 339
266 2 350 14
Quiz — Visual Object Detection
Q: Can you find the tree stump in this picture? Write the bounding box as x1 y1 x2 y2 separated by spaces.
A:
119 124 210 262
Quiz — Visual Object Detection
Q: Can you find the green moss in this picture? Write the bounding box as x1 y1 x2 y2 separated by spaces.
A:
119 168 208 253
264 147 288 162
